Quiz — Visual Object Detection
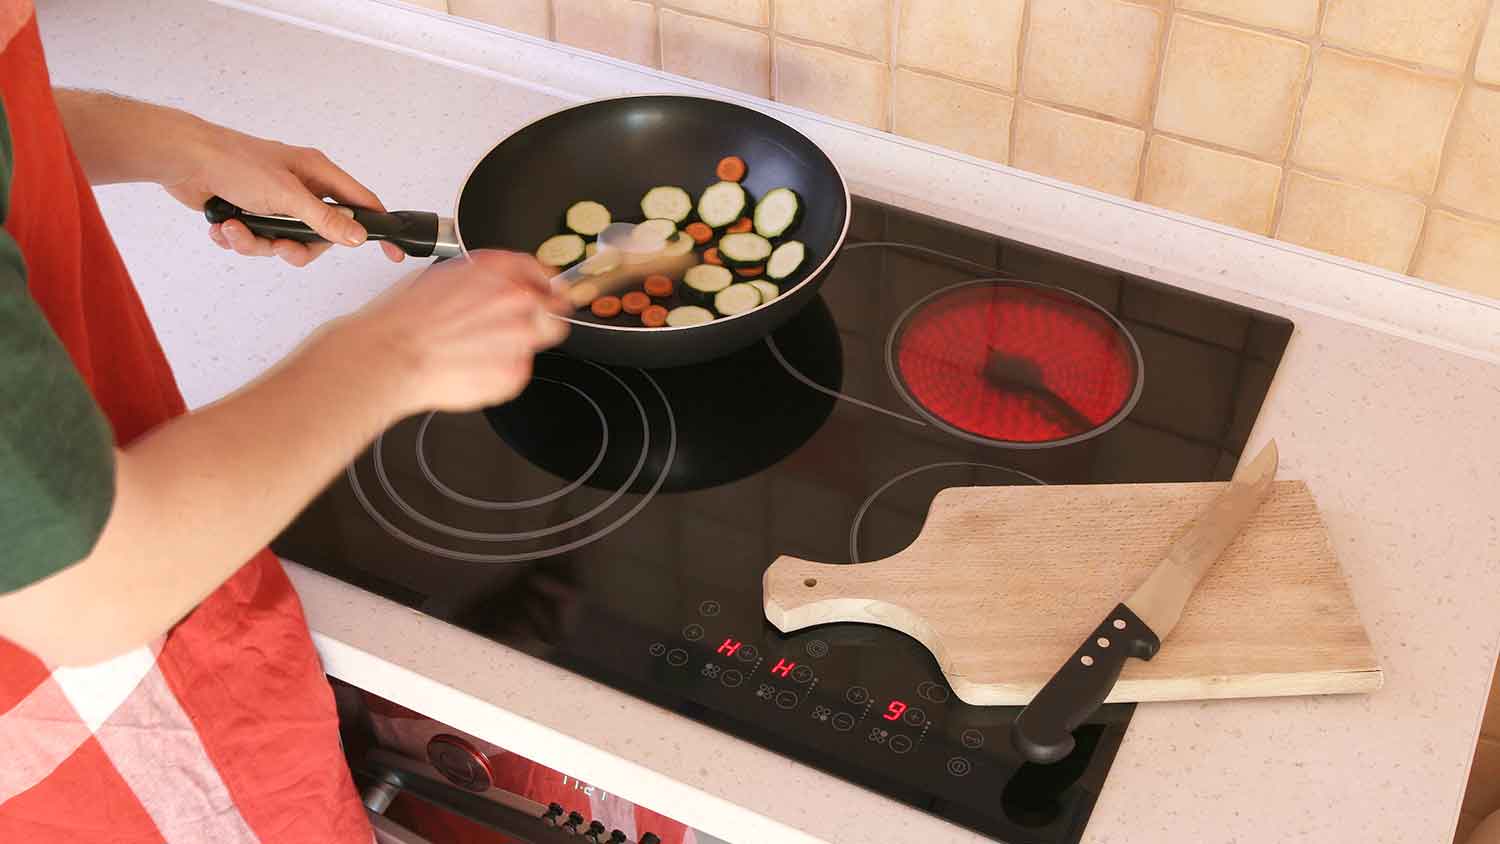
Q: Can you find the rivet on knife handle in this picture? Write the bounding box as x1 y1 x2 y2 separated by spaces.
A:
1010 603 1161 764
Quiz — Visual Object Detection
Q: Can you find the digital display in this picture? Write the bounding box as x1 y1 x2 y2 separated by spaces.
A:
770 658 796 678
716 638 742 656
882 700 907 721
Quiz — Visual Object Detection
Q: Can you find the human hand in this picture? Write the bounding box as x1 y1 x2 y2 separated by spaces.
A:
165 120 406 267
323 250 571 418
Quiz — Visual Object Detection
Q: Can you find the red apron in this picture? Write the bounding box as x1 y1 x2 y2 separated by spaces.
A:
0 6 371 842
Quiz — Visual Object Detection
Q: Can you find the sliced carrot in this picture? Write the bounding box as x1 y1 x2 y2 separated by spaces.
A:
641 304 669 327
703 247 722 266
621 291 651 315
716 156 747 182
643 274 675 298
727 217 753 234
684 222 714 244
590 296 622 318
735 265 764 278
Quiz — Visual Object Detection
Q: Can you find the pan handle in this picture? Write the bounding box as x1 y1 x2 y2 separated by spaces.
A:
204 196 460 258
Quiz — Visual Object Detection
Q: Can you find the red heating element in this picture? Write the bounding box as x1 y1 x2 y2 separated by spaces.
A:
893 281 1140 445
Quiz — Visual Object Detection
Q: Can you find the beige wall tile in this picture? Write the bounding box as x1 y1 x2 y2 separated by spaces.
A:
664 0 768 27
449 0 547 38
1021 0 1163 124
776 0 888 59
403 0 447 10
555 0 658 67
1292 51 1459 194
1154 17 1309 158
1276 172 1424 271
1011 101 1144 197
1175 0 1319 36
1436 88 1500 221
1323 0 1486 73
661 11 770 97
897 0 1026 91
1141 136 1281 234
1413 212 1500 297
891 70 1013 163
776 40 888 129
1478 7 1500 85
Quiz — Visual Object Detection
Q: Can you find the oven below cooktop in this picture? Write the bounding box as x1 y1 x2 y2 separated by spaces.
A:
275 196 1292 844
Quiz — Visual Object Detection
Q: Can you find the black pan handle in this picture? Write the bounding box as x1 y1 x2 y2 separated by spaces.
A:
1010 603 1160 765
204 195 460 258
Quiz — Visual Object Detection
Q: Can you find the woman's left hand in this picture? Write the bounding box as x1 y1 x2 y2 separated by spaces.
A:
166 123 407 268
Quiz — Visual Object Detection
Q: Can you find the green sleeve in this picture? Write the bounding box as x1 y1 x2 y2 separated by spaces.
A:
0 102 116 595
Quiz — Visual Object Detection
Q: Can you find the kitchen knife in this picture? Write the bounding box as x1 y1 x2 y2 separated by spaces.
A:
1010 440 1279 764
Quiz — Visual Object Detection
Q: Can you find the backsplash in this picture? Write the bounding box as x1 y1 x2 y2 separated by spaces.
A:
409 0 1499 299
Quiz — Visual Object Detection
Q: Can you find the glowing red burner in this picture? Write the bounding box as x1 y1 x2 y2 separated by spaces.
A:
888 280 1142 447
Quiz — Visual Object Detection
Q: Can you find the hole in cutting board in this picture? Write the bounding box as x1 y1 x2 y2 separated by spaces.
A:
804 578 818 587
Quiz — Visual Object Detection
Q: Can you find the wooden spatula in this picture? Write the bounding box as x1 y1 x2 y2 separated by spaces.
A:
763 439 1380 731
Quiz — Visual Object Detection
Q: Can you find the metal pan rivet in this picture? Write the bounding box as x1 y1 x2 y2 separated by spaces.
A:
804 578 818 588
1112 619 1127 630
1080 655 1095 667
1097 637 1111 648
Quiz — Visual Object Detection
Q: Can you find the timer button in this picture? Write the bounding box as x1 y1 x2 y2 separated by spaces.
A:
845 686 870 705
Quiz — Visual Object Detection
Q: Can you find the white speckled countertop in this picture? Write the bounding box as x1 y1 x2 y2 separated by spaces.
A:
37 1 1500 842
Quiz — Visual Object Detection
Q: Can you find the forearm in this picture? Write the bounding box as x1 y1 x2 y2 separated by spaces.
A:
53 88 209 185
1 321 407 666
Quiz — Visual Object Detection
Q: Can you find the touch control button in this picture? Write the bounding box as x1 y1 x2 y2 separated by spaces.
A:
946 757 972 777
889 735 914 754
845 686 870 705
960 729 985 749
666 648 689 667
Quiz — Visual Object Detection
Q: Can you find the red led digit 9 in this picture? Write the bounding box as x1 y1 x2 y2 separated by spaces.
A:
883 700 907 721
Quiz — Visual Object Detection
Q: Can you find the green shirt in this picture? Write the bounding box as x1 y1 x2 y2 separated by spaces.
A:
0 97 116 594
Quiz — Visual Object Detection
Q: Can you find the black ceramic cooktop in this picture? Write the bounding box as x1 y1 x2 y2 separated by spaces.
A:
275 197 1293 844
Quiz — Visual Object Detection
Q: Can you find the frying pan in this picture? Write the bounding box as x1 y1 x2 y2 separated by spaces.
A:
204 95 852 368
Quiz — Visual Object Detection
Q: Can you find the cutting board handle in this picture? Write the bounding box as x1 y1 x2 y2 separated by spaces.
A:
763 556 953 663
1009 602 1161 763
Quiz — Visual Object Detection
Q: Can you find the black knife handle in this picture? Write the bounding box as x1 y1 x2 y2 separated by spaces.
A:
1011 603 1161 765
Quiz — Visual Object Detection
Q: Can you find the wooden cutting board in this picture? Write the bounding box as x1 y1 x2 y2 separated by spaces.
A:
762 479 1382 706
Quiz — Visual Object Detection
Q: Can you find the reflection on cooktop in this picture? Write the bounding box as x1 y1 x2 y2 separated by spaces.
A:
274 196 1292 844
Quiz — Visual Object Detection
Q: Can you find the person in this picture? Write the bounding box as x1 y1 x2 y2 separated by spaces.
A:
0 3 569 841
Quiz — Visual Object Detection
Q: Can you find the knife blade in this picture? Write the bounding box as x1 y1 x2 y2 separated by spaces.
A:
1010 440 1279 764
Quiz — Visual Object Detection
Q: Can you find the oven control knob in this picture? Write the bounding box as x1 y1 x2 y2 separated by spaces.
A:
585 820 607 840
607 832 628 844
542 803 565 825
563 810 585 832
640 835 662 844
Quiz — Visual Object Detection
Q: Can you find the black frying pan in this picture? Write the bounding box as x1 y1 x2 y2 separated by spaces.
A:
205 95 851 368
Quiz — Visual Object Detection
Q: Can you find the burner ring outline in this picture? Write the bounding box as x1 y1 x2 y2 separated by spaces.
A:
346 366 677 563
415 376 610 510
849 461 1044 563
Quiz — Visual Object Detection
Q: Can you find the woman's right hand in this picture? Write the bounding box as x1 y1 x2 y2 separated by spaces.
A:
321 250 572 419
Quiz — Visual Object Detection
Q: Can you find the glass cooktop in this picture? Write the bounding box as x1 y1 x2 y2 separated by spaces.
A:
274 197 1293 844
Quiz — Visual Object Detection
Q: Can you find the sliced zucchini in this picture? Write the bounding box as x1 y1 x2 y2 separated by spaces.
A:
753 188 802 238
663 231 696 256
766 240 806 281
749 280 780 302
641 186 693 224
635 218 677 244
714 283 763 316
717 232 773 267
684 264 733 294
565 200 611 236
697 181 747 228
536 233 586 267
665 305 715 327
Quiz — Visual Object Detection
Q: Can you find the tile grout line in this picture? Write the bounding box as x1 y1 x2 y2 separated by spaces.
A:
1133 0 1174 202
1408 0 1498 277
653 0 664 69
659 3 771 34
546 0 556 42
1268 0 1329 239
1007 0 1035 166
769 1 779 108
886 0 900 134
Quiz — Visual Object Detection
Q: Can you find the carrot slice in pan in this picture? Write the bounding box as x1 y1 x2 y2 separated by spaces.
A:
643 274 675 298
703 247 722 266
734 265 764 278
716 156 747 182
590 296 622 318
641 304 669 327
684 222 713 244
727 217 753 233
621 291 651 315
